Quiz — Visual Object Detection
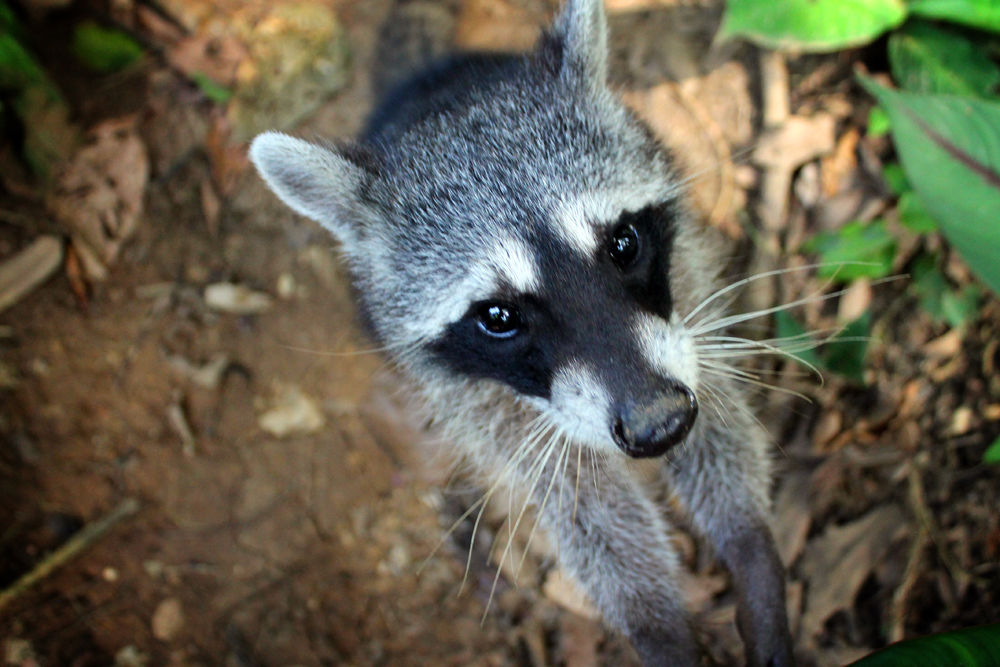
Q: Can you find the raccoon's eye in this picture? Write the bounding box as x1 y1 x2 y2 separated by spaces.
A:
609 223 640 268
476 303 521 338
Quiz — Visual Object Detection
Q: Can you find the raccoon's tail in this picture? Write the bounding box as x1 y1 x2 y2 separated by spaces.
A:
371 0 458 99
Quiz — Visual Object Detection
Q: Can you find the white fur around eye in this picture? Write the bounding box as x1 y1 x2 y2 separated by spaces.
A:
554 185 681 257
489 237 540 293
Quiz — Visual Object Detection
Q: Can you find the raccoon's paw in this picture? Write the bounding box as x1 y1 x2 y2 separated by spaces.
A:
629 625 701 667
738 612 795 667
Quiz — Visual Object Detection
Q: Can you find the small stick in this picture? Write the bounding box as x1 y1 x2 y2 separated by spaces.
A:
760 50 790 129
889 525 929 643
757 51 791 236
906 465 971 593
0 498 140 614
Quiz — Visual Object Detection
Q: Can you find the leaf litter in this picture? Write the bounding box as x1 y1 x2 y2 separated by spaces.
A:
1 0 999 666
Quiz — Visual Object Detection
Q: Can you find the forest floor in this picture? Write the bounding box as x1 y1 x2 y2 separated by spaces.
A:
0 0 998 666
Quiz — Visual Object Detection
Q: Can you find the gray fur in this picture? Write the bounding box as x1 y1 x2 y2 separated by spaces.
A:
250 1 793 665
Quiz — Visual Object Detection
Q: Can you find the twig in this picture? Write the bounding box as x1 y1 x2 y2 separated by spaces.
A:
906 465 971 594
889 525 929 643
0 498 140 614
0 236 64 315
760 50 790 129
757 51 791 236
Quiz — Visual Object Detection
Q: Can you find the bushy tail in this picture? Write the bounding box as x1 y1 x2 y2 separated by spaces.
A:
371 0 458 98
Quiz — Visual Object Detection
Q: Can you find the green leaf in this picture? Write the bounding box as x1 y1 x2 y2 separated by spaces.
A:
889 21 1000 97
941 284 981 328
868 106 893 137
0 0 22 36
846 622 1000 666
986 436 1000 464
898 191 939 233
0 32 49 91
822 312 871 385
911 252 950 320
883 162 912 195
71 22 143 73
0 30 77 179
803 220 897 281
860 76 1000 297
773 311 870 383
773 311 823 368
190 71 233 104
718 0 908 52
911 253 981 327
909 0 1000 32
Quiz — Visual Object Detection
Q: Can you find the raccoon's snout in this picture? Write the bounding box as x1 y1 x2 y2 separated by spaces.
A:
611 381 698 458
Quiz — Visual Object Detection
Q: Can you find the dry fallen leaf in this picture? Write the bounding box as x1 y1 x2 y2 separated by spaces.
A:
167 33 247 88
64 242 90 308
754 113 836 232
924 329 963 359
605 0 684 11
754 115 836 172
679 571 729 614
455 0 543 52
812 410 844 452
799 505 908 643
200 178 221 237
838 278 872 323
136 4 186 43
543 568 600 619
774 471 812 567
559 613 602 667
623 62 752 237
46 117 148 281
205 112 249 196
821 128 860 199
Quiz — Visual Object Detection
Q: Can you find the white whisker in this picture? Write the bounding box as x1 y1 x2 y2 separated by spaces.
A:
684 262 865 327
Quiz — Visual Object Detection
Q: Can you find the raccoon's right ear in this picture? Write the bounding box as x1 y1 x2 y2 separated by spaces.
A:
542 0 609 88
249 132 373 246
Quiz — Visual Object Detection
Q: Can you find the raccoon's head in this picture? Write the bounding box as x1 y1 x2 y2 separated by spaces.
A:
251 0 721 459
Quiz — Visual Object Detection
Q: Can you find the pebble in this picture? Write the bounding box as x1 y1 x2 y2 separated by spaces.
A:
204 282 273 314
151 598 184 641
258 383 325 437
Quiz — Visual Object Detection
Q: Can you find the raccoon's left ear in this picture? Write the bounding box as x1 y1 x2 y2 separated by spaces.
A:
544 0 608 88
249 132 373 248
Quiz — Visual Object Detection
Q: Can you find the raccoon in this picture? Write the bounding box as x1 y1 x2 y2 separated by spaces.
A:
249 0 794 665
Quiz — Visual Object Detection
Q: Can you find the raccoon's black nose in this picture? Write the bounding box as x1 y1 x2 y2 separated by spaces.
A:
612 381 698 458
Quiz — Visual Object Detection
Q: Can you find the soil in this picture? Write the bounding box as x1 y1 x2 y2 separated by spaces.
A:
1 1 998 666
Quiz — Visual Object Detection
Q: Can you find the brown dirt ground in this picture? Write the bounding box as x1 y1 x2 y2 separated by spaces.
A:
1 1 999 666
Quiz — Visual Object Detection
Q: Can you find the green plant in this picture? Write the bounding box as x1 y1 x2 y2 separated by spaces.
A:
803 220 897 281
774 310 871 385
720 0 1000 463
986 435 1000 464
0 0 78 178
719 0 1000 300
71 21 144 74
844 622 1000 666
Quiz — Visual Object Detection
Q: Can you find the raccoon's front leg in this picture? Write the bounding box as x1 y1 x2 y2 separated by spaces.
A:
537 452 700 667
668 399 795 667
